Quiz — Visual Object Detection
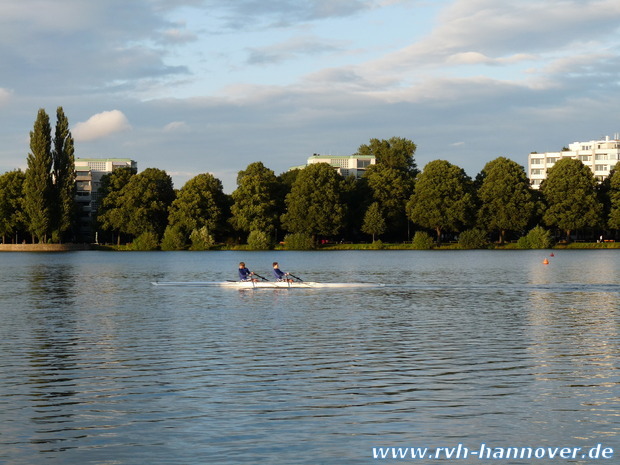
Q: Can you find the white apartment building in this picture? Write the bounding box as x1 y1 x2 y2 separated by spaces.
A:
299 154 376 179
75 158 137 240
528 135 620 189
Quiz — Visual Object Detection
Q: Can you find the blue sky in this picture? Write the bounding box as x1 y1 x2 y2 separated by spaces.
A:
1 0 619 192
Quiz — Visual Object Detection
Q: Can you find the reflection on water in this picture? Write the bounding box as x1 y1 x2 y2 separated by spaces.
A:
0 250 618 464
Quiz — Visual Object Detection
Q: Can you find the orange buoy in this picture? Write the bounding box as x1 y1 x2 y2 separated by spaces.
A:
543 258 549 265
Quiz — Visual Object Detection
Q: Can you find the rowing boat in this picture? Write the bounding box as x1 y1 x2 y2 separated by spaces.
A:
152 281 383 289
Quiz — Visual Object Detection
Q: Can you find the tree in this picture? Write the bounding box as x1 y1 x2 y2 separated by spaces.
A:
360 137 417 239
364 165 414 239
540 158 602 240
97 166 136 244
357 136 418 173
477 157 536 244
168 173 228 244
606 162 620 232
52 107 76 242
121 168 175 239
0 170 26 243
24 109 53 243
407 160 475 243
230 162 279 235
361 202 386 242
281 163 346 242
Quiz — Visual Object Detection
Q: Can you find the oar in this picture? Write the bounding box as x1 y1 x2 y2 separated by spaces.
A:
288 273 303 282
253 272 269 281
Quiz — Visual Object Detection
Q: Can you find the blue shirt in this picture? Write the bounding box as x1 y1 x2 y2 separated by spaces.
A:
273 268 286 280
239 267 251 281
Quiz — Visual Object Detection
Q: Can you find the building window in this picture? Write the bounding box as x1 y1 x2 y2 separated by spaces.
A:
546 157 558 163
531 158 542 165
578 155 591 161
595 165 608 172
531 169 542 175
595 154 608 160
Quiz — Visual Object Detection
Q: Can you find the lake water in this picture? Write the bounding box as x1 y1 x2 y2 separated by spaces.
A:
0 250 618 464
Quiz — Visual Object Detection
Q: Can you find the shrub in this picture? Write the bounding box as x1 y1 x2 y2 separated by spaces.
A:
370 239 384 250
131 231 160 250
412 231 434 250
160 225 186 250
459 228 489 249
189 226 215 250
517 226 553 249
247 230 272 250
283 233 314 250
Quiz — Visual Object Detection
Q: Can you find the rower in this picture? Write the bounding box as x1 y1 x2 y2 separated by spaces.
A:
272 262 294 282
239 262 258 282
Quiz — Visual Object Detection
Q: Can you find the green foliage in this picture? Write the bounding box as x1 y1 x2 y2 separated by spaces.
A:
116 168 175 240
160 225 187 250
357 136 418 173
230 162 279 234
370 239 384 249
131 231 160 251
97 167 137 244
407 160 475 243
281 163 346 239
458 228 489 249
541 158 602 239
24 109 53 243
517 226 553 249
607 162 620 230
283 233 315 250
0 170 26 243
361 202 386 241
412 231 434 249
247 230 272 250
189 226 215 250
168 173 228 239
51 107 76 241
364 165 413 237
477 157 536 244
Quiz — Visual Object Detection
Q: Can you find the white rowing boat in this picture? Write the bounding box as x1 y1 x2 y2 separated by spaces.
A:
152 281 383 289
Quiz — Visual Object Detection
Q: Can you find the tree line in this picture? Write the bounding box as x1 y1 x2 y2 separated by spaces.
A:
2 110 620 248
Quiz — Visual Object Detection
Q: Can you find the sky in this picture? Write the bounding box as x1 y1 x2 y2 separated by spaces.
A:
1 0 619 193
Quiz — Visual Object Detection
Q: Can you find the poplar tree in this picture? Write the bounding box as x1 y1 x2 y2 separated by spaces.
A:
52 107 76 242
24 109 53 243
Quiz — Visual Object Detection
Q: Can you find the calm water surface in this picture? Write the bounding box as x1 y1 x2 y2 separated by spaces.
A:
0 250 618 464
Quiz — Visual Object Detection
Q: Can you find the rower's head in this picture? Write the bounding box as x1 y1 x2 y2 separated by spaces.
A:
239 262 245 268
273 262 279 268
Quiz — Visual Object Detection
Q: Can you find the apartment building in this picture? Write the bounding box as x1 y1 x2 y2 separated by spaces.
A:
300 154 376 179
74 158 137 240
528 135 620 188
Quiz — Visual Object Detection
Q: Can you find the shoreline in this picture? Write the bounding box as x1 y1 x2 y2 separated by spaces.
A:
2 242 619 252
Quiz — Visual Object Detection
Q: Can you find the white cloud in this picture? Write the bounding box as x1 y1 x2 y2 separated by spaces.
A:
0 88 11 105
73 110 131 141
163 121 189 132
